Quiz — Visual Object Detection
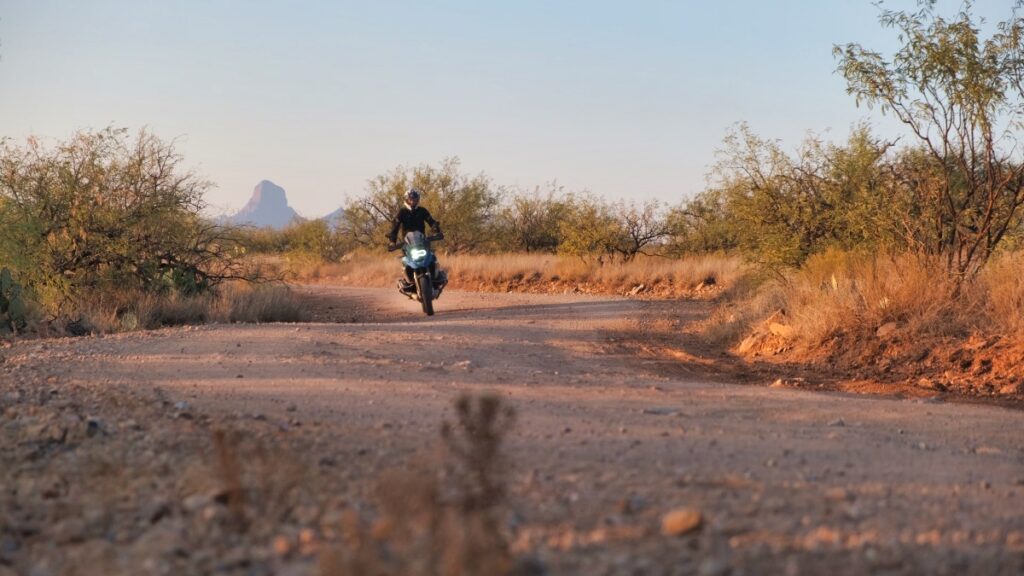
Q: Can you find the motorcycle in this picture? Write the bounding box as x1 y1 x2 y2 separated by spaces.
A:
389 231 448 316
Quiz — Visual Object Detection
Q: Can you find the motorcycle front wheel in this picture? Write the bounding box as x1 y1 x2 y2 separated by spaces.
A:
417 274 434 316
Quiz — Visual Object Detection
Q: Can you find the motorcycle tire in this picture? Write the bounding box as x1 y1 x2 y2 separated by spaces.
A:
417 274 434 316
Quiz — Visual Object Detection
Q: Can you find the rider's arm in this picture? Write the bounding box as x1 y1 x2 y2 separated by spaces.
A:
387 212 402 243
423 209 441 233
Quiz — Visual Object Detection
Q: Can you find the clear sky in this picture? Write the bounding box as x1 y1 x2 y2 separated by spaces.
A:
0 1 1014 217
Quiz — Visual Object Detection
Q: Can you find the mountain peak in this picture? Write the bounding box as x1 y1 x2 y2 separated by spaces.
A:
229 180 300 228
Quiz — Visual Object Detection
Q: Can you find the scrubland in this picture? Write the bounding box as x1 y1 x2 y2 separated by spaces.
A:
271 252 743 300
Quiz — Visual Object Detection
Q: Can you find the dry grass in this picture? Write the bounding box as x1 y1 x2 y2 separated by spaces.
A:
979 251 1024 335
73 282 306 333
277 251 746 299
782 251 967 347
710 249 1024 353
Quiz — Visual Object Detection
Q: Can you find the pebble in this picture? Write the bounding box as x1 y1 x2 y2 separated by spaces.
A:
660 508 703 536
828 418 845 427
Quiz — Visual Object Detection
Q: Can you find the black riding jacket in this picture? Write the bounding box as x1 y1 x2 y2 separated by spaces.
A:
388 206 440 243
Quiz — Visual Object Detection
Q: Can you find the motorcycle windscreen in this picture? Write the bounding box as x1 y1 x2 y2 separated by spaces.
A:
403 231 431 266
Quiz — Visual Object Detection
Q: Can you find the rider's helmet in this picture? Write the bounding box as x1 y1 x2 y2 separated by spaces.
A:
405 188 421 207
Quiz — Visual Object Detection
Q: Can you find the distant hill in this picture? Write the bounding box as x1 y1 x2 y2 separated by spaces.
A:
322 206 346 228
228 180 300 228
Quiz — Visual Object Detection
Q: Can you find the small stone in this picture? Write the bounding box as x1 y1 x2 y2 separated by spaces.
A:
828 418 845 427
999 381 1022 395
876 322 899 338
661 508 703 536
85 416 104 437
272 535 293 557
286 403 298 412
173 400 190 412
916 378 946 391
616 496 647 515
142 500 172 524
825 487 850 501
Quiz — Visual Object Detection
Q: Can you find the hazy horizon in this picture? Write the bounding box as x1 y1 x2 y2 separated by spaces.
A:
0 0 1013 218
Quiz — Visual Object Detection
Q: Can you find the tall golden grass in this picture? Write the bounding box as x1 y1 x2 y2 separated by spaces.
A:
274 251 746 298
710 249 1024 350
74 282 305 333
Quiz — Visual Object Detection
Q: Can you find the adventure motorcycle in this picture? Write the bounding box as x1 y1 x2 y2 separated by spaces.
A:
389 231 448 316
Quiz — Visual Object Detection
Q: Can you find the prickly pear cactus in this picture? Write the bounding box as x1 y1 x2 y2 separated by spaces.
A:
0 267 27 334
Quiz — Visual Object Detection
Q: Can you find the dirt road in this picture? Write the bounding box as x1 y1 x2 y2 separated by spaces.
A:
3 287 1024 575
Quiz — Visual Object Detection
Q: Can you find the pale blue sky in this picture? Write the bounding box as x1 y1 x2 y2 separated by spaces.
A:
0 1 1013 217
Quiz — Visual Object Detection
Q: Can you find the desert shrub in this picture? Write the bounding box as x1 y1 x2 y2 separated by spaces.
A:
0 267 28 335
280 219 347 261
696 124 893 271
493 184 571 253
0 128 249 313
556 192 625 264
613 199 671 261
665 188 739 255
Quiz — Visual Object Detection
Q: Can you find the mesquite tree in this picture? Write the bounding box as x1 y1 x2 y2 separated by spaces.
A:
0 128 248 310
835 1 1024 280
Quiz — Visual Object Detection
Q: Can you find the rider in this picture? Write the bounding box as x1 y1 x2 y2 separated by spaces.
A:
388 188 444 291
387 188 441 245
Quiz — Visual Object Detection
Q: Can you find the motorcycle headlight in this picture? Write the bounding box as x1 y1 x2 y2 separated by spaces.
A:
410 249 428 259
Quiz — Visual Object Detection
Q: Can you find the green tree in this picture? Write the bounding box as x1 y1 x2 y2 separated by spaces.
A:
411 158 499 253
339 165 409 249
665 189 739 254
557 193 624 263
705 123 894 270
0 128 246 310
340 158 499 253
495 184 571 252
835 0 1024 279
613 199 670 261
281 218 346 261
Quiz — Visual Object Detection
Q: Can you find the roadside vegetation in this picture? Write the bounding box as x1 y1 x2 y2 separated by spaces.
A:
0 128 303 336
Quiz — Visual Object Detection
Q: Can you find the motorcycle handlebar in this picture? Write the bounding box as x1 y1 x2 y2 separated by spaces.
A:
388 234 443 252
